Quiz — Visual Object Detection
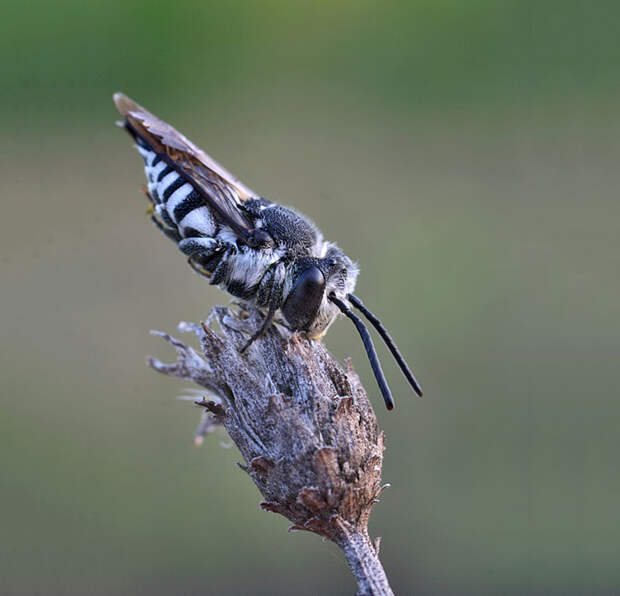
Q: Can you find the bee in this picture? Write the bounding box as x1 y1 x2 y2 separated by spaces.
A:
114 93 422 409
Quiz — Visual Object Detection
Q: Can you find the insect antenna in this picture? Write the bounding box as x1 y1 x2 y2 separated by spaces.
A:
348 293 423 397
329 294 395 410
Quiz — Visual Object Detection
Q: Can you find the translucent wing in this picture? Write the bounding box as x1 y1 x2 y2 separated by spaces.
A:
114 92 257 241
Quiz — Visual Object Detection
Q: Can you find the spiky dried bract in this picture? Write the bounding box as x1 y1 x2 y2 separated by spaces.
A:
149 305 393 595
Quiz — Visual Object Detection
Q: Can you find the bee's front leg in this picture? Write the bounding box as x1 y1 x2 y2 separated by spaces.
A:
241 262 286 352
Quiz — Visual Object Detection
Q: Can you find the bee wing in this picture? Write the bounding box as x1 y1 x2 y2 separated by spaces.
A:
114 92 257 241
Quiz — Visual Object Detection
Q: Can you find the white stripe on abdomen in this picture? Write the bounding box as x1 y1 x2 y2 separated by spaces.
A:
147 160 167 184
179 207 216 237
157 171 179 199
166 183 193 223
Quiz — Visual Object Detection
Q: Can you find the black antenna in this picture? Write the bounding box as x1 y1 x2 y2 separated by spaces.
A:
329 294 395 410
348 293 423 398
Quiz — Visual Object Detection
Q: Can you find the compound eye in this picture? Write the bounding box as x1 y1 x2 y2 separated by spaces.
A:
281 266 325 331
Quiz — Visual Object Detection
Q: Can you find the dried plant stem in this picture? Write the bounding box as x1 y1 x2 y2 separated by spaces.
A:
149 304 394 595
338 524 394 596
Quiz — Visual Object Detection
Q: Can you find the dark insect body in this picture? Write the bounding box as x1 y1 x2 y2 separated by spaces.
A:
114 93 422 409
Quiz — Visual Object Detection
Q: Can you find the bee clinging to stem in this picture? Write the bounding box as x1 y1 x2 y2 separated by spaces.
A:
114 93 422 410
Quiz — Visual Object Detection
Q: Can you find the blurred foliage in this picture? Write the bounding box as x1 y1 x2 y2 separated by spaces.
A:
2 0 620 123
1 1 619 595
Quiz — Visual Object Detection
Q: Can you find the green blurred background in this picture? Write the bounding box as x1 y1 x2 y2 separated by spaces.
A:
1 1 619 594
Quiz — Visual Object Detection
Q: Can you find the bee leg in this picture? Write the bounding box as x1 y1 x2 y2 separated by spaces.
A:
151 214 182 243
240 304 277 353
142 185 156 205
178 237 223 257
241 262 285 353
179 238 228 279
256 267 275 307
209 244 237 286
187 252 216 278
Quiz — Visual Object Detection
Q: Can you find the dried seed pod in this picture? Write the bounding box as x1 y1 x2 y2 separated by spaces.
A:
149 305 393 595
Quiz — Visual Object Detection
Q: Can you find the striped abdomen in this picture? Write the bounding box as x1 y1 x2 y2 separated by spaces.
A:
132 138 281 296
135 139 218 243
